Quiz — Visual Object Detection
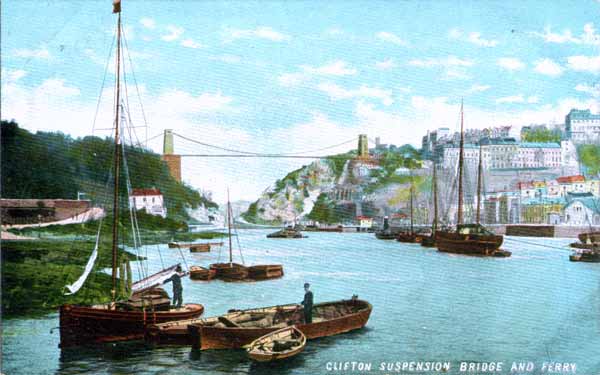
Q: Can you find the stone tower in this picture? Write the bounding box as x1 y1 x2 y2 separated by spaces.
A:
161 129 181 182
358 134 369 158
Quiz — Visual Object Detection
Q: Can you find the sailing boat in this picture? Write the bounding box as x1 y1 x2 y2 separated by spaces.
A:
396 176 424 243
421 162 438 247
59 0 204 349
209 190 249 281
435 102 510 257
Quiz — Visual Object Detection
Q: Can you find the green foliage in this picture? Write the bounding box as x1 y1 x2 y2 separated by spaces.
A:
1 239 138 317
578 144 600 175
1 121 217 220
326 153 353 179
521 128 561 143
307 193 335 223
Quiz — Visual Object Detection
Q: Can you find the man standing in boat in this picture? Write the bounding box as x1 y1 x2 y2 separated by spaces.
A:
165 265 184 308
301 282 313 323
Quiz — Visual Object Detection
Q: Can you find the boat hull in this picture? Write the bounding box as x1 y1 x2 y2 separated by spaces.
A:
247 326 306 362
210 263 249 281
59 303 204 348
396 233 424 243
189 299 372 350
569 251 600 263
435 231 505 256
578 231 600 244
248 265 284 280
375 231 396 240
420 235 436 247
189 267 217 281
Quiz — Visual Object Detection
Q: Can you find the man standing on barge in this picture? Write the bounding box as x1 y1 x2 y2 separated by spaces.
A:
301 282 313 323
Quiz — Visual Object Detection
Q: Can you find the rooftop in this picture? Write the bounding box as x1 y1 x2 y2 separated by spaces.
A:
567 109 600 120
557 175 585 184
131 188 163 196
520 142 561 148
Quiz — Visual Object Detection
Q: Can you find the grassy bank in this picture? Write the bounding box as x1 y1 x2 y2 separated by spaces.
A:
2 213 226 317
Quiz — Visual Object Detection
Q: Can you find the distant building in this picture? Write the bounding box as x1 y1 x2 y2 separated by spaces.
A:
565 109 600 144
556 175 586 196
129 188 167 218
161 129 182 182
517 142 561 169
356 216 373 229
358 134 369 158
563 197 600 225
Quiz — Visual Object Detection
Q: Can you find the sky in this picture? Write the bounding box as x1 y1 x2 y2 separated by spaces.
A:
2 1 599 203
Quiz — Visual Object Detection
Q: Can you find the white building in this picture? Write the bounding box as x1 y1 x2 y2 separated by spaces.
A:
566 109 600 144
516 143 561 169
129 188 167 218
563 198 600 226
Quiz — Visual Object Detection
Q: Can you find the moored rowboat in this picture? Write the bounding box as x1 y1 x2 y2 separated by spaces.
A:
186 298 372 350
247 264 284 280
247 326 306 362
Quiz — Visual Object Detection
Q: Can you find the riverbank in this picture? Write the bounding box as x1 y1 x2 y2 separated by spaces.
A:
2 213 227 317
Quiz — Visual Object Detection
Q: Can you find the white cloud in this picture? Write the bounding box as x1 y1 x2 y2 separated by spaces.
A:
448 28 462 39
575 83 600 97
496 94 525 104
181 39 203 49
140 18 156 29
278 60 357 87
375 58 396 70
302 60 357 76
567 55 600 74
531 23 600 46
1 68 27 83
467 84 491 93
13 46 51 60
534 58 563 76
224 26 289 42
209 55 242 64
495 94 539 104
467 32 498 47
161 25 184 42
497 57 525 71
444 69 471 80
277 72 307 87
317 82 394 106
408 55 474 67
156 90 233 114
376 31 408 46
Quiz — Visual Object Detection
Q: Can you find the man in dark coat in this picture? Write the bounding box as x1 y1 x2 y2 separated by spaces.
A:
165 265 184 308
301 282 313 323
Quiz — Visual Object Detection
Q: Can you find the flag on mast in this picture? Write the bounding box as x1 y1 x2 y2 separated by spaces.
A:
113 0 121 13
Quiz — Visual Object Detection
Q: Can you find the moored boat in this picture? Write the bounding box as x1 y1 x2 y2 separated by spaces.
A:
247 326 306 362
58 2 205 349
190 243 211 253
267 227 304 238
569 247 600 263
248 264 284 280
210 262 249 281
578 231 600 244
435 103 509 258
187 298 372 350
396 180 423 243
375 216 396 240
189 266 216 281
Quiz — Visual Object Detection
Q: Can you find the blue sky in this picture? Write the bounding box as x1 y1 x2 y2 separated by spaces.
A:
2 1 599 202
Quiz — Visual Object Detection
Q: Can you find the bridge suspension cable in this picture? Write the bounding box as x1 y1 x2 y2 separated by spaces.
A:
172 132 357 157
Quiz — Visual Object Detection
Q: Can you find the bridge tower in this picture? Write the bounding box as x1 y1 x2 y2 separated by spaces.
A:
358 134 369 158
161 129 182 182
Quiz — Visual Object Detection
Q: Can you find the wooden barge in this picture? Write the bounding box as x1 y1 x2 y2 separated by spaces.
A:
505 225 555 238
145 298 372 349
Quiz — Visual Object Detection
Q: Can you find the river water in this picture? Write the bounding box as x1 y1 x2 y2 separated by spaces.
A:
3 230 600 374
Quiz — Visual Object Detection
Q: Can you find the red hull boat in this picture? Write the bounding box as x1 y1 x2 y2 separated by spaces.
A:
59 303 204 348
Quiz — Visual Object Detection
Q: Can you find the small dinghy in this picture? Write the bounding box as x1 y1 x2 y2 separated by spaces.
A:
246 326 306 362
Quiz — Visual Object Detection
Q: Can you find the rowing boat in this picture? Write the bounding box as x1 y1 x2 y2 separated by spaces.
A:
247 326 306 362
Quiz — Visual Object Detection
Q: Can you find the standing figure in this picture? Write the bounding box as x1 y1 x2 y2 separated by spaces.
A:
165 265 184 308
301 282 314 323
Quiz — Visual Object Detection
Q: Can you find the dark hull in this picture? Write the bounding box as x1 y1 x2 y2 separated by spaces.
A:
375 231 396 240
578 231 600 244
570 251 600 262
396 233 424 243
210 263 249 281
189 299 372 350
570 242 596 250
190 267 217 281
247 265 284 280
505 225 555 237
59 303 204 348
420 235 436 247
435 231 505 256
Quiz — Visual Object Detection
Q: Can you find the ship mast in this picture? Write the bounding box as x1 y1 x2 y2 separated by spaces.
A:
409 179 414 235
457 100 465 227
227 189 233 265
111 0 123 303
432 161 438 234
476 143 483 225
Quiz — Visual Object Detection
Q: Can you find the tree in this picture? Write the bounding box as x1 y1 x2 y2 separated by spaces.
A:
578 144 600 175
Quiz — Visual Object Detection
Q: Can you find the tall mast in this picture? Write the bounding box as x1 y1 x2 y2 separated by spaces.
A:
457 100 465 227
111 2 122 303
409 179 414 235
432 161 438 234
476 143 483 225
227 189 233 265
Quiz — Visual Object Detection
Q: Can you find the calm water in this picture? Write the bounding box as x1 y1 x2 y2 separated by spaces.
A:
3 230 600 375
